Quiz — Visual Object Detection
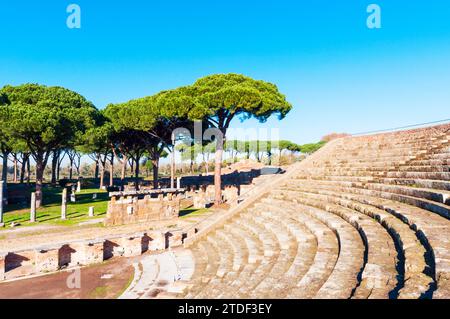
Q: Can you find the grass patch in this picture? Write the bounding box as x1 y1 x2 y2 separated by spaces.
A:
88 286 109 299
180 207 210 218
1 187 108 229
115 271 135 299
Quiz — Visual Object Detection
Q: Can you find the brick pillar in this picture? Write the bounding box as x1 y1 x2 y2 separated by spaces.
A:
121 234 143 257
83 240 105 265
30 192 36 222
147 232 165 251
61 188 67 220
184 227 197 241
34 247 60 273
166 230 183 249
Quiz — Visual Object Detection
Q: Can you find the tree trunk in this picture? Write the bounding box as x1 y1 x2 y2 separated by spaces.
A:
51 151 59 185
13 155 18 183
26 157 31 184
75 156 81 177
56 159 61 180
99 153 107 189
35 153 48 208
1 153 8 183
109 155 114 187
120 155 127 180
129 158 134 179
170 147 175 188
152 155 159 189
134 155 140 191
94 154 100 179
69 158 73 180
20 154 28 184
214 139 224 205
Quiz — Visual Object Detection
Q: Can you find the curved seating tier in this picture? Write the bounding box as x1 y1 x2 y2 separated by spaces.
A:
180 123 450 299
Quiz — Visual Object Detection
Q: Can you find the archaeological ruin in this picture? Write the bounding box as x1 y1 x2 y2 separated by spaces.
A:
1 123 449 300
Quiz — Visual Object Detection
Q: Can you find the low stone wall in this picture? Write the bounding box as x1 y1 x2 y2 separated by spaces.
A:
0 228 190 282
105 193 181 226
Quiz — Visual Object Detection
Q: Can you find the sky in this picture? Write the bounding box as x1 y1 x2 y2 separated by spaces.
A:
1 0 450 145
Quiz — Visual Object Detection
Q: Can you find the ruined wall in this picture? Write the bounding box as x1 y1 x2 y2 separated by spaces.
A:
0 229 190 282
105 194 181 226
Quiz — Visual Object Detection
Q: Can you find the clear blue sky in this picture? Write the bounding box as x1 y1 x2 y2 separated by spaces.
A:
1 0 450 144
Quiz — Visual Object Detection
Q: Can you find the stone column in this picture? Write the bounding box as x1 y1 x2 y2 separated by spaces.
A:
170 133 175 189
30 192 36 223
0 181 4 226
88 206 95 217
176 177 181 189
61 188 67 220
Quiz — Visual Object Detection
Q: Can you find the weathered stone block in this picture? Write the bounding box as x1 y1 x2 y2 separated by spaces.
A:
35 247 60 273
193 191 207 209
103 239 125 259
205 185 215 201
83 240 105 265
120 234 143 257
146 232 165 251
165 231 183 249
184 227 197 241
223 185 239 206
105 193 180 226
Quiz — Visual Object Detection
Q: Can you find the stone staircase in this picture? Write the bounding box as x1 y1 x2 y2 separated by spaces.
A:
177 123 450 299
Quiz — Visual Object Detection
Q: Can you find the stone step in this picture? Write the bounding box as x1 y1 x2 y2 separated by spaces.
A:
407 159 450 166
258 200 365 299
246 213 298 298
287 180 450 220
257 207 340 299
289 178 450 207
254 204 319 298
120 250 194 299
276 184 450 298
269 193 399 299
275 186 435 298
365 183 450 206
185 240 220 298
385 171 450 181
194 233 234 299
223 223 266 298
377 178 450 191
232 215 281 298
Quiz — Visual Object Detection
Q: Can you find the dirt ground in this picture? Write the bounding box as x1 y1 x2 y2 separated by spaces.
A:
0 257 134 299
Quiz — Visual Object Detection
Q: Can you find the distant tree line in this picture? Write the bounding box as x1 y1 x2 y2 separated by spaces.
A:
0 74 292 206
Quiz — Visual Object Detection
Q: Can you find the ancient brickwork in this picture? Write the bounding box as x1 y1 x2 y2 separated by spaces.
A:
0 228 191 282
105 193 181 226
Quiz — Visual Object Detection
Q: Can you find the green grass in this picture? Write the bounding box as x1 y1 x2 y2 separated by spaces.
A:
1 187 108 229
88 286 109 299
115 271 135 299
179 207 210 218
